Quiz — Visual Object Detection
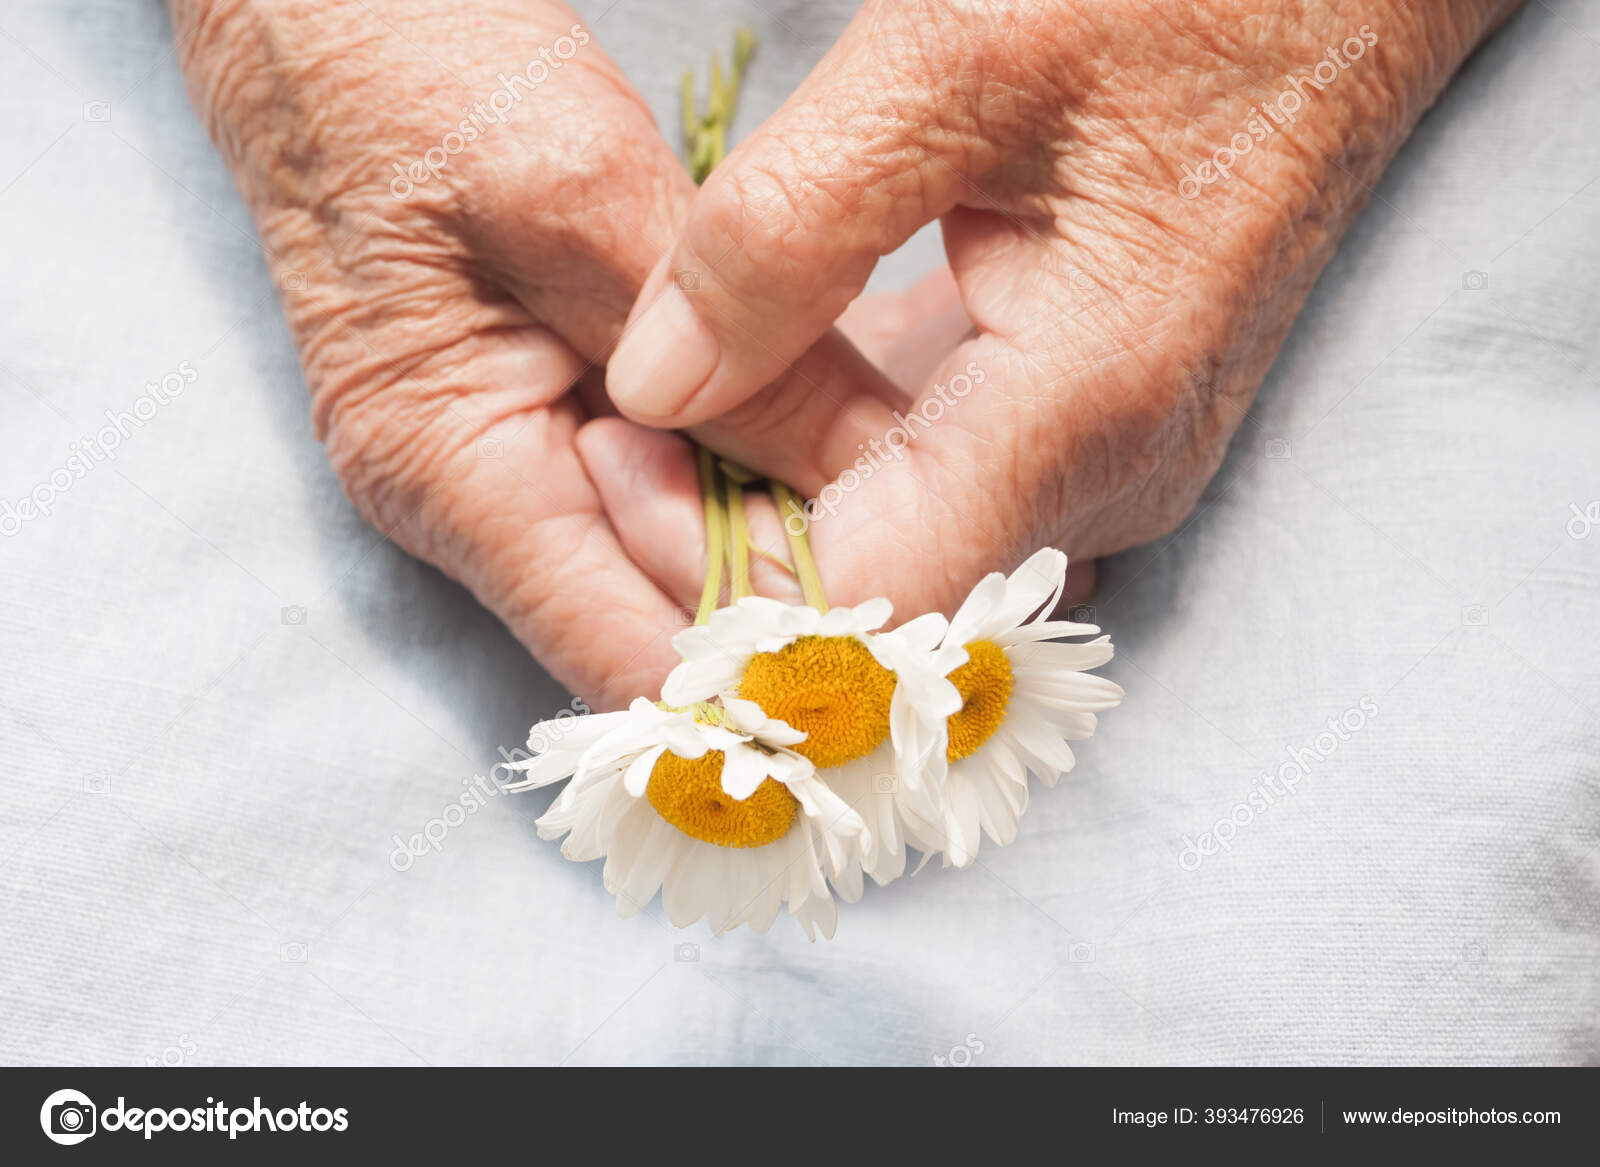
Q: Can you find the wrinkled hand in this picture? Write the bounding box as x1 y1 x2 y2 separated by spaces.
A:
172 0 716 705
599 0 1517 620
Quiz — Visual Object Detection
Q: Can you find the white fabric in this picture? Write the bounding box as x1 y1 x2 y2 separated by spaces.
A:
0 0 1595 1066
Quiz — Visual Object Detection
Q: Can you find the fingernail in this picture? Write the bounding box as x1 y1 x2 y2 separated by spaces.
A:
606 284 719 420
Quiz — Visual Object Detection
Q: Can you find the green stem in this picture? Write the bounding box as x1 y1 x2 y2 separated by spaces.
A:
680 72 697 142
685 32 760 619
683 29 756 183
771 482 828 612
694 446 727 625
749 544 797 575
726 471 753 601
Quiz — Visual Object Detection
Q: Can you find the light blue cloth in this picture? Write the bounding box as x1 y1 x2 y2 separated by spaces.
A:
0 0 1594 1065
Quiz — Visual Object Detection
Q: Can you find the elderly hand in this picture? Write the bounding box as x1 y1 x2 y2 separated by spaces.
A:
598 0 1519 620
170 0 721 706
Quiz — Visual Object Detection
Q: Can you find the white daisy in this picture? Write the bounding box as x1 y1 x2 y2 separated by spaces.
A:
663 597 963 895
903 548 1125 867
811 744 909 899
664 596 960 779
815 610 967 893
504 696 868 939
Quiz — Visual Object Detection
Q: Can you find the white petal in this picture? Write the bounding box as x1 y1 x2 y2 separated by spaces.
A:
1008 634 1114 671
718 743 770 800
892 610 950 652
773 602 824 640
661 656 746 705
889 684 948 791
997 619 1100 645
945 572 1007 646
993 547 1067 631
621 743 666 798
617 818 679 916
793 775 868 842
1016 672 1125 712
668 624 727 661
720 694 807 746
975 767 1024 848
1005 708 1080 774
522 707 631 757
658 716 715 759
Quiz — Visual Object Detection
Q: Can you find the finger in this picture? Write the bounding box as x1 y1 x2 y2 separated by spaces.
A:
739 491 807 604
573 419 705 611
798 217 1181 624
576 419 805 609
322 326 684 711
603 3 982 428
681 328 908 499
455 40 697 362
675 264 977 499
793 334 1034 619
835 266 973 390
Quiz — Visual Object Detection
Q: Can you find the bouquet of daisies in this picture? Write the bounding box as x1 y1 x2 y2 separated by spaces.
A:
504 455 1123 938
501 34 1123 939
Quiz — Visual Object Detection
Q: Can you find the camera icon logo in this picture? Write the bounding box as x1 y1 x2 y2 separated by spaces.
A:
1068 269 1096 292
673 942 699 963
1264 438 1291 460
1068 604 1096 624
673 270 700 291
1461 604 1488 627
279 270 308 292
40 1088 97 1145
872 773 897 794
1567 501 1599 540
83 101 110 122
1461 269 1489 291
931 1033 984 1067
280 604 308 626
477 437 504 459
280 940 309 963
82 775 111 795
1069 942 1096 964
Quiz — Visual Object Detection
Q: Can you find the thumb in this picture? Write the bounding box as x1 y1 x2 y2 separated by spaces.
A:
604 6 981 427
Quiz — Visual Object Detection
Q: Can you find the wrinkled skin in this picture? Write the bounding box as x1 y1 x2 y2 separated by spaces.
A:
172 0 707 705
601 0 1520 614
171 0 1517 708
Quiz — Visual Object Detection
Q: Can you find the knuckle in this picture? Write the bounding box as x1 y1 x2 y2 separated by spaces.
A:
698 159 871 317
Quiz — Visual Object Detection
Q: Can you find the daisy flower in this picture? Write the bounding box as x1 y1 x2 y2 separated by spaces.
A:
809 744 909 899
664 596 925 772
504 696 868 939
811 610 965 893
663 597 963 889
902 548 1126 867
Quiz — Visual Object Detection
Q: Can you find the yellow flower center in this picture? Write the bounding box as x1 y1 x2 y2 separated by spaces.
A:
737 635 895 768
945 639 1014 761
645 750 797 849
